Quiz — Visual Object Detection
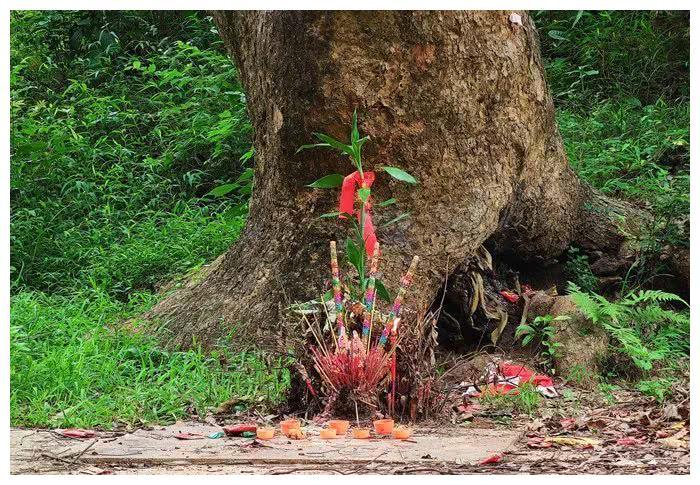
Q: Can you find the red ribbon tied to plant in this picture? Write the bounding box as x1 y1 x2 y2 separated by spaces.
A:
339 171 377 257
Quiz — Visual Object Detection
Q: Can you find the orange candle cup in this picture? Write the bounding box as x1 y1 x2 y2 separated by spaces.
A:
392 426 412 440
328 420 350 435
256 427 275 440
352 428 371 439
319 428 338 439
373 418 394 435
280 419 301 436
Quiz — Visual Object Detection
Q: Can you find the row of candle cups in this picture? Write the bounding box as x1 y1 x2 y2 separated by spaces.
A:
255 418 411 440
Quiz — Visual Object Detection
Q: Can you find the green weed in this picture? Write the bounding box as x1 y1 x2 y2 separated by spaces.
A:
535 11 689 107
515 314 569 372
479 382 542 416
564 247 598 293
636 379 674 403
10 290 290 429
598 382 620 404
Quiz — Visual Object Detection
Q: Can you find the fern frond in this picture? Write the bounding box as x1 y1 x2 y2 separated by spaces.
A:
623 289 688 307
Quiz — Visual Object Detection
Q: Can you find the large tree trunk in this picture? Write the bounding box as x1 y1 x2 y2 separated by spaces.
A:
147 11 639 350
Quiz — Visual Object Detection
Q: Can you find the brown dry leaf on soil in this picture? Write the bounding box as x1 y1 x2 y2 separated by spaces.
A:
546 436 601 448
657 428 688 449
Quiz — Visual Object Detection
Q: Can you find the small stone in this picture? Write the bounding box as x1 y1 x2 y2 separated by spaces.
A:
509 13 523 26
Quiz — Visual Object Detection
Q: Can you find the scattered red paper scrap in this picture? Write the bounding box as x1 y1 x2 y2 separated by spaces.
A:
464 362 558 398
560 418 577 430
480 454 502 465
521 284 536 297
499 290 519 303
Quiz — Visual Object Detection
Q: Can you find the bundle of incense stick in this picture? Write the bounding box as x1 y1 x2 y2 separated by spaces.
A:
310 344 392 394
329 241 347 348
310 245 419 410
379 256 419 347
361 244 380 346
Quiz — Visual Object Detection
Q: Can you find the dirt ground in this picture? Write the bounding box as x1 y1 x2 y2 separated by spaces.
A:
10 385 689 475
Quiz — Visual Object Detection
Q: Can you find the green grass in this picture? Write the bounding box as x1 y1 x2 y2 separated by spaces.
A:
535 11 689 107
11 290 290 429
478 383 542 416
537 11 689 256
558 99 689 253
9 11 270 429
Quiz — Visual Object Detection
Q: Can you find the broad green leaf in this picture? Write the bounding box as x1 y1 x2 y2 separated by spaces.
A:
239 146 255 162
375 280 391 302
236 168 254 183
381 212 410 228
206 183 237 197
307 173 344 188
346 238 362 273
321 290 333 302
319 211 341 218
548 30 567 41
380 166 418 184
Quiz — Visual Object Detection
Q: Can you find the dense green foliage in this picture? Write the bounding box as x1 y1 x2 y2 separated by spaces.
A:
9 11 689 426
537 11 690 257
569 283 689 374
9 11 277 429
11 11 251 295
535 10 689 107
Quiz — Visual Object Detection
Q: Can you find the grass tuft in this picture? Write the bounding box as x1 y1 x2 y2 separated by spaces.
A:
11 290 290 429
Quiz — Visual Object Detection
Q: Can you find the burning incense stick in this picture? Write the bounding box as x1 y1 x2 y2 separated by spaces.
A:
379 256 419 347
362 244 380 345
329 241 347 348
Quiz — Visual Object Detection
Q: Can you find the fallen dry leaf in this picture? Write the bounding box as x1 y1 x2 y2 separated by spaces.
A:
173 432 205 440
616 436 646 446
657 437 687 449
527 437 553 448
546 436 600 449
60 428 96 439
657 428 688 449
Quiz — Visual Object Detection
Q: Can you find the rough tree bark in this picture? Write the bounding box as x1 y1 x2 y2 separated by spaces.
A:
147 11 646 350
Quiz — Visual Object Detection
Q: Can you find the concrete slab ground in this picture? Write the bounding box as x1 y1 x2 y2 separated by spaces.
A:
11 421 524 474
